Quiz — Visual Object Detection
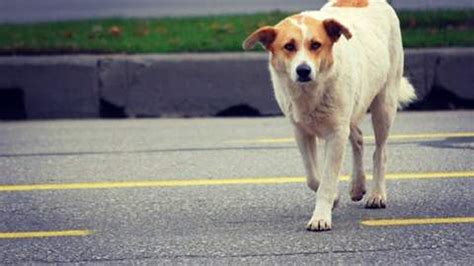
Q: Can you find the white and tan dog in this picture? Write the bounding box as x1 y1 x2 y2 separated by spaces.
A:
243 0 416 231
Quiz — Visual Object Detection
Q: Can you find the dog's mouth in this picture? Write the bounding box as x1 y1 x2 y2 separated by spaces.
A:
297 76 312 83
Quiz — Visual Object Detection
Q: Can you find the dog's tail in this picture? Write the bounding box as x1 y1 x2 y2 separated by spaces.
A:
398 77 417 109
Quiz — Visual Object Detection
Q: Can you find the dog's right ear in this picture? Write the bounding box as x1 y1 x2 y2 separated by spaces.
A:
242 26 277 51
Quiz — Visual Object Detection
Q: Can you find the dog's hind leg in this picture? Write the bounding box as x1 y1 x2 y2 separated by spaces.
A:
349 125 366 201
366 91 397 209
294 127 320 192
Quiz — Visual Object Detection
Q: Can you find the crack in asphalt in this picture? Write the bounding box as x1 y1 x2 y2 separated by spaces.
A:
0 139 456 158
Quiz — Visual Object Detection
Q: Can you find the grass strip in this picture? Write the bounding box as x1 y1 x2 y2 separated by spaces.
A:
0 10 473 54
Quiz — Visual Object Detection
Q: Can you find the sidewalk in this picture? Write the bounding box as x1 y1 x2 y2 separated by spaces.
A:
0 48 473 119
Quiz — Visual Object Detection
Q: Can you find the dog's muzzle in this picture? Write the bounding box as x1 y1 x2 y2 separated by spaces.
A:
296 63 312 83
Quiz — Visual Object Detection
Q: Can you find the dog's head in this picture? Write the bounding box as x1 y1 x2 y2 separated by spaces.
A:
243 14 351 85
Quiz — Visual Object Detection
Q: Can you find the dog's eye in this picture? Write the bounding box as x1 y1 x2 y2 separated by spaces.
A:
284 43 296 52
310 41 321 50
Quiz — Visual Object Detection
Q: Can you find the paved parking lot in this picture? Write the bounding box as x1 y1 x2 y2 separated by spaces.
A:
0 111 473 263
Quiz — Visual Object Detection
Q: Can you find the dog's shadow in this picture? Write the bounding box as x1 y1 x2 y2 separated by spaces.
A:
417 137 474 150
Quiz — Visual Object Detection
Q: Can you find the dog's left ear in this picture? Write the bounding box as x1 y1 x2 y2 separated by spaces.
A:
323 19 352 42
242 26 277 51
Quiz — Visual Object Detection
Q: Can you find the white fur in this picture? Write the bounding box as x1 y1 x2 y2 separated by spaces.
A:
268 0 416 231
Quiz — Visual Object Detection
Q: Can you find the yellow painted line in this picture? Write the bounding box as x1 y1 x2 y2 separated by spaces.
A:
229 131 474 144
381 171 474 180
367 132 474 141
0 171 472 192
0 230 93 239
361 217 474 227
0 177 304 192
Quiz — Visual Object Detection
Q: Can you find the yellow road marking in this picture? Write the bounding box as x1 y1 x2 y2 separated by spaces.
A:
0 171 472 192
361 217 474 227
230 131 474 144
367 132 474 141
0 230 93 239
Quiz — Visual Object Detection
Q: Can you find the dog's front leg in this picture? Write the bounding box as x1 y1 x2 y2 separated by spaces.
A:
294 127 320 192
306 129 349 231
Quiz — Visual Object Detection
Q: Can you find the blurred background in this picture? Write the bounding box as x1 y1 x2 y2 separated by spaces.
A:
1 0 474 23
1 0 473 55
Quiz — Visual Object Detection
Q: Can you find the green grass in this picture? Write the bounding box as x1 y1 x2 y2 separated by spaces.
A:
0 10 473 54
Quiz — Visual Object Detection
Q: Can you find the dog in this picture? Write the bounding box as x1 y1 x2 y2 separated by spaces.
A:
243 0 416 231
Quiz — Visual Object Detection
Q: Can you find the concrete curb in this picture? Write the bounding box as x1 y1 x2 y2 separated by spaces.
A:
1 48 473 119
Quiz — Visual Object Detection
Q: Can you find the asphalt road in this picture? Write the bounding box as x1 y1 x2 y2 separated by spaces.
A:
0 111 473 264
1 0 474 23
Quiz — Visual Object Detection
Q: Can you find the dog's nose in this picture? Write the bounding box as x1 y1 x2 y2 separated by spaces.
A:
296 63 312 82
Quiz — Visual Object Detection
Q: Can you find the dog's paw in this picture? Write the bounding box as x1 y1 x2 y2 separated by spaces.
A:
365 192 386 209
349 182 366 202
306 217 332 231
306 177 320 193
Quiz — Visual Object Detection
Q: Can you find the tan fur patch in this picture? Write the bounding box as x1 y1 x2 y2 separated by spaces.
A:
269 18 303 72
333 0 368 7
242 26 277 50
269 15 337 72
302 17 336 70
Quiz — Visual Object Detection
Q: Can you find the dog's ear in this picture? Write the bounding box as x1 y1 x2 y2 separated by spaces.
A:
242 26 277 50
323 19 352 42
